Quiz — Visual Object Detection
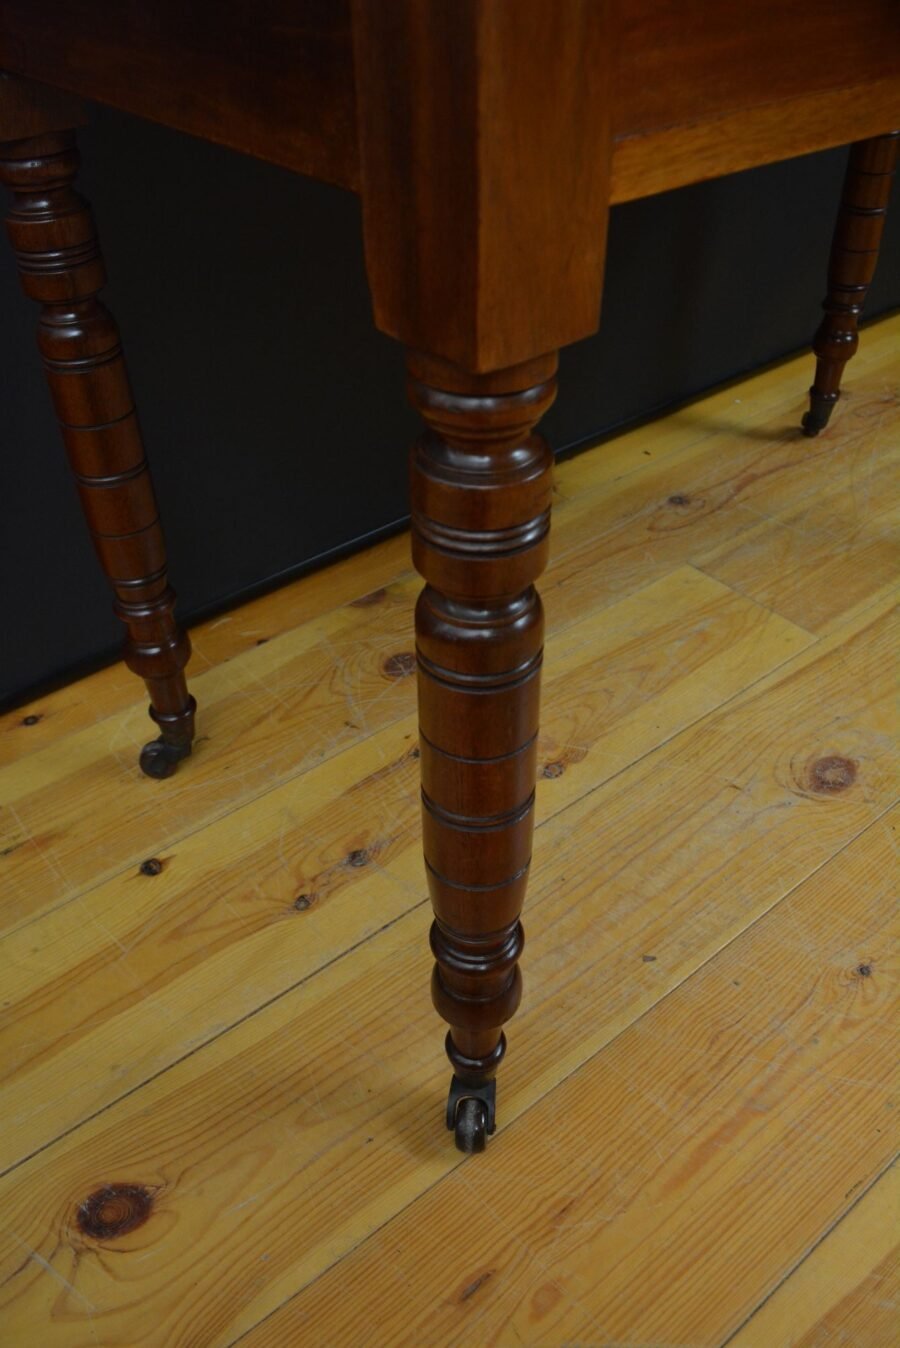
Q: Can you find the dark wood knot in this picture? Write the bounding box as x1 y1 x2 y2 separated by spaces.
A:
856 962 873 978
540 745 586 778
76 1184 154 1239
21 714 41 726
346 848 371 868
382 652 416 679
293 893 314 912
667 493 691 507
458 1270 494 1303
809 756 857 794
139 858 163 877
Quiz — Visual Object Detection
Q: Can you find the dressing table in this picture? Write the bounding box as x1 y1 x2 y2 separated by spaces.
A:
1 0 897 1150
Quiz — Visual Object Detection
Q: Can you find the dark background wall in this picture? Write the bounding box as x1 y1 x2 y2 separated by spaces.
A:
2 106 898 706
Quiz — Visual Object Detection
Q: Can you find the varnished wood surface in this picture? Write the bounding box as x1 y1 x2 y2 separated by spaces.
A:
407 355 560 1097
803 132 900 434
1 2 897 203
354 2 614 367
0 4 359 190
0 101 197 776
4 2 897 379
616 0 900 141
609 76 900 203
1 318 897 1344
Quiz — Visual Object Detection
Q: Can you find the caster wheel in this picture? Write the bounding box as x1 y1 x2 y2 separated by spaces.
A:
802 390 837 438
446 1074 496 1153
139 737 191 779
454 1097 488 1153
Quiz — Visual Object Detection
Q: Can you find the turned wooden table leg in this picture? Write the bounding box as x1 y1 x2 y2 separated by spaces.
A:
352 0 614 1147
407 351 557 1152
803 130 899 436
0 123 196 777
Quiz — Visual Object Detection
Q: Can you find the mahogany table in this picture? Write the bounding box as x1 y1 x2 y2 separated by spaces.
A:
2 1 897 1151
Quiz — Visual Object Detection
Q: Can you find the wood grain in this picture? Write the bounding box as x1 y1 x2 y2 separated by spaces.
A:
542 346 900 638
0 18 896 1336
730 1161 899 1348
353 0 614 368
245 811 897 1347
0 588 893 1343
2 326 896 934
0 532 411 767
614 0 900 144
698 500 898 635
0 341 896 1344
0 578 421 929
4 317 893 769
610 78 900 204
3 3 897 204
0 566 810 1170
0 1 360 190
696 389 900 632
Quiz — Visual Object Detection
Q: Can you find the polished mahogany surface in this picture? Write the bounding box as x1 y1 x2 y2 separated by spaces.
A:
1 1 898 198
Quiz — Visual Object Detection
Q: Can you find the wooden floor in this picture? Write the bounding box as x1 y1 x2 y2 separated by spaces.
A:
1 316 898 1347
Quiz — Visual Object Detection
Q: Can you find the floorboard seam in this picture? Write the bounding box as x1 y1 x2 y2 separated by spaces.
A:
4 619 889 1177
223 800 897 1347
720 1154 900 1347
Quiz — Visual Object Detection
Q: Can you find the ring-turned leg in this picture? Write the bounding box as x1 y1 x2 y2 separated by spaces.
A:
802 130 899 436
0 124 196 776
408 351 557 1151
352 0 614 1147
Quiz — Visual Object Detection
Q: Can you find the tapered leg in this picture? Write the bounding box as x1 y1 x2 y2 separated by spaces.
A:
407 350 557 1151
0 127 195 776
802 130 899 436
353 1 615 1148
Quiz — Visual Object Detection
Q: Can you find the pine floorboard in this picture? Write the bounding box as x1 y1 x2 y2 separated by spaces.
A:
1 315 897 1346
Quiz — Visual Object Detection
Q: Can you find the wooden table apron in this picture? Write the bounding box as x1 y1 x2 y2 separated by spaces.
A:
1 1 898 1151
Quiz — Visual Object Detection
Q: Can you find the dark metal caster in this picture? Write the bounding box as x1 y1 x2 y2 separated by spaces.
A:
802 388 839 437
139 695 197 778
139 735 193 779
446 1075 497 1154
